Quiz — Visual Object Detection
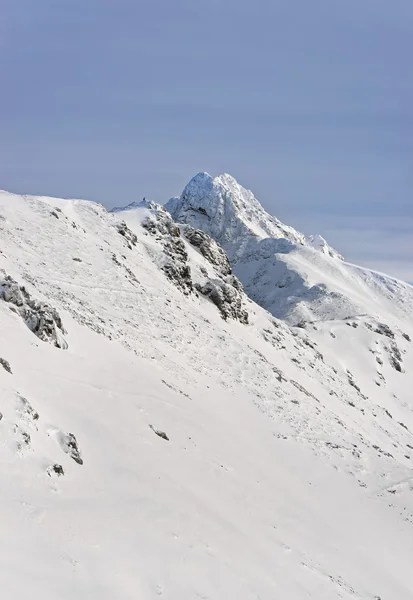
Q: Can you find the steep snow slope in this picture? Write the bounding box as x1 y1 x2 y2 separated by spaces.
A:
166 173 413 326
1 189 413 599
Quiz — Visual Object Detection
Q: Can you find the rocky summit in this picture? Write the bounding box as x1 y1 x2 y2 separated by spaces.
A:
167 172 413 325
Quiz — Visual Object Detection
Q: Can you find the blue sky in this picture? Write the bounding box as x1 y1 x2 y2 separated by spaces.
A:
1 0 412 280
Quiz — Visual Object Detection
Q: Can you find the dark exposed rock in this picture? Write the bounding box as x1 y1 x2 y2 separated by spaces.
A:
16 395 39 421
0 274 67 349
57 431 83 464
182 225 231 275
116 221 138 249
163 262 193 295
47 463 64 477
14 425 31 449
402 332 411 342
163 237 188 263
290 379 319 402
142 209 194 294
348 378 361 393
142 206 248 321
142 209 180 238
372 444 394 459
195 276 249 324
149 424 169 441
345 369 368 398
161 237 193 294
66 433 83 464
273 366 287 382
387 342 403 372
374 323 395 339
21 430 31 446
0 358 12 373
300 337 321 357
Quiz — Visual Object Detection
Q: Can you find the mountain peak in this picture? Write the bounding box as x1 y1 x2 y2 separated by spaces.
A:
165 172 413 325
167 172 348 264
166 172 305 261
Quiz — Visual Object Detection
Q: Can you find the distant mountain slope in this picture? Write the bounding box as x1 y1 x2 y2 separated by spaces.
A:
1 188 413 599
166 172 413 326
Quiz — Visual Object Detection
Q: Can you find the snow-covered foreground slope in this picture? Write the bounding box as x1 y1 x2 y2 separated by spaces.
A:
166 173 413 326
1 189 413 599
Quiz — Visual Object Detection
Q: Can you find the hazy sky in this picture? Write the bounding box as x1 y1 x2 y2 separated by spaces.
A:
1 0 412 281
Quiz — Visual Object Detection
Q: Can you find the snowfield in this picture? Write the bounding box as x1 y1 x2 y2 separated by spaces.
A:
1 179 413 599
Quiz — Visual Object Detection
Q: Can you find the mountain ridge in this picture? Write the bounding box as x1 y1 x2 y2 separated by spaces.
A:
1 185 413 599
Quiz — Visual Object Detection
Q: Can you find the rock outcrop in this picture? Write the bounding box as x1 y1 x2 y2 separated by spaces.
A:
141 205 249 322
0 273 67 349
195 276 249 324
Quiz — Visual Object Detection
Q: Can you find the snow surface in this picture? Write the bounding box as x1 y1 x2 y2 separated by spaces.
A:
1 186 413 599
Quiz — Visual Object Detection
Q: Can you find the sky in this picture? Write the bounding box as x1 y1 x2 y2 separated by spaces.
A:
1 0 412 281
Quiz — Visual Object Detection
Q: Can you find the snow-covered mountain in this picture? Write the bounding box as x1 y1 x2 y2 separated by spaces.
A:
166 172 413 326
1 184 413 599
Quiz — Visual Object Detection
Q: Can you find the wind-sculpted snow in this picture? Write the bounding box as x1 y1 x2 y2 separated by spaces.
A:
1 187 413 599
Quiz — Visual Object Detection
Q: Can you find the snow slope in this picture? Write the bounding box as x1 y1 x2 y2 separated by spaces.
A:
166 172 413 326
1 189 413 599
